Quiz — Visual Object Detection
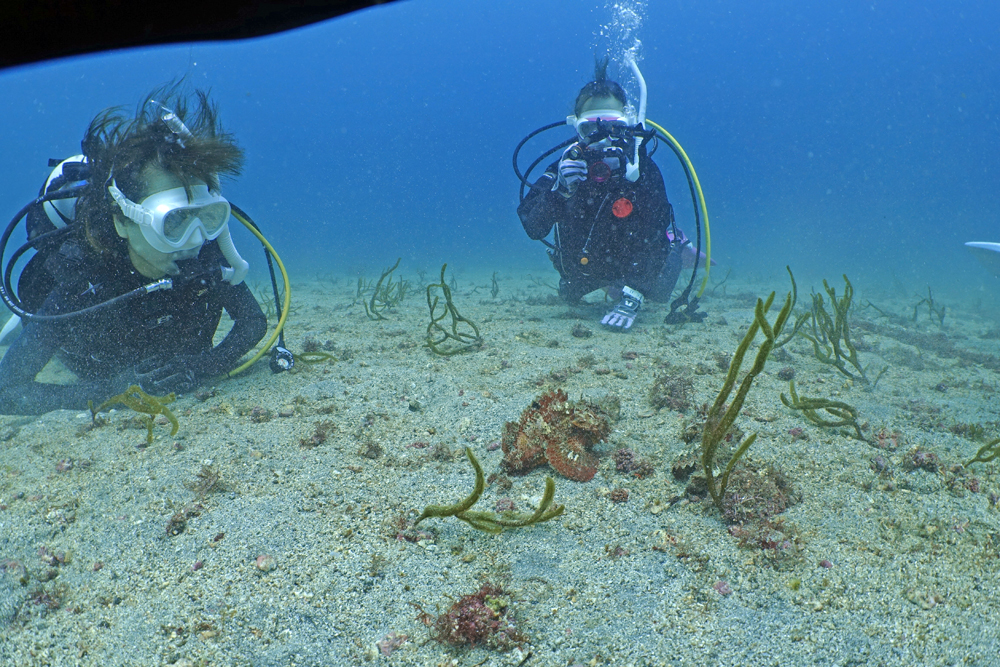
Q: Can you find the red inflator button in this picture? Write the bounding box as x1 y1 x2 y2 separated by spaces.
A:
612 197 633 218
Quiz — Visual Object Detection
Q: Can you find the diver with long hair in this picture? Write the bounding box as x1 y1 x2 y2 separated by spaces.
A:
0 86 267 414
517 58 702 329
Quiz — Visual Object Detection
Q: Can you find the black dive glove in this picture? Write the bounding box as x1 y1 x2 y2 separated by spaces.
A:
136 353 209 394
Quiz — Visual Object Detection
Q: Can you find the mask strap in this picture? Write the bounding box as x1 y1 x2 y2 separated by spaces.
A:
107 179 153 227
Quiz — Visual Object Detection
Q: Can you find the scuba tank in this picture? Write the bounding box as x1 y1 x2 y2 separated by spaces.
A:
38 155 89 235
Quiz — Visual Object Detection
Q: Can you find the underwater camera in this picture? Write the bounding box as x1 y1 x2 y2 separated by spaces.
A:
567 122 653 183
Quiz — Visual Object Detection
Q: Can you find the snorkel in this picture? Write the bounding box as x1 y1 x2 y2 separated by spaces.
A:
215 226 249 284
624 54 647 182
628 55 647 128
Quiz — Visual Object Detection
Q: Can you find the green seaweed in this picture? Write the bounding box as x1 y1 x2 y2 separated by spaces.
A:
861 299 907 327
254 282 294 322
352 275 374 306
253 282 292 321
253 283 277 320
771 267 812 350
965 438 1000 468
912 287 947 327
89 385 179 445
415 448 564 533
949 422 990 442
425 264 483 356
708 267 732 297
798 274 885 388
293 351 338 365
780 380 866 442
702 289 793 509
364 257 409 320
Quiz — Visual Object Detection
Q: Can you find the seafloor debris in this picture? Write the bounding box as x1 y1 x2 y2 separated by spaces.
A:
500 389 612 482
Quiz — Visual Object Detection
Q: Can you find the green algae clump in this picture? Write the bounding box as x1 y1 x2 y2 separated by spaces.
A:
90 385 179 445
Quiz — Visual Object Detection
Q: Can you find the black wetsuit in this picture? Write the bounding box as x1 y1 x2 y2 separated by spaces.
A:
517 148 681 303
0 236 266 415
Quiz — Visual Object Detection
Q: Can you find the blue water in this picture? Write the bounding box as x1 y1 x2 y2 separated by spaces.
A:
0 0 998 300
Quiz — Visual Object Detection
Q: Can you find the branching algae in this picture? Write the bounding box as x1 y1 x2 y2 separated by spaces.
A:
364 257 409 320
799 274 886 387
780 380 866 442
912 286 947 327
415 448 564 534
965 438 1000 468
771 266 811 350
89 385 179 445
425 264 483 356
701 290 792 510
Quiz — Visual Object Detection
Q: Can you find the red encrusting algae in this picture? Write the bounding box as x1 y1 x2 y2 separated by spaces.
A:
425 583 526 650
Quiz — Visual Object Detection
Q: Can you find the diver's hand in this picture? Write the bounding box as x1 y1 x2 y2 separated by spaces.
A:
551 144 588 197
601 286 644 330
136 354 204 394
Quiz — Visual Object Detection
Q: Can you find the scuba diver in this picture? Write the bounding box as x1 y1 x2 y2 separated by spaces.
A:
0 88 268 415
515 57 711 330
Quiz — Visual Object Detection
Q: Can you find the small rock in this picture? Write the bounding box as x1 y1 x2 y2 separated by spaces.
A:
278 407 295 418
609 487 630 503
255 554 277 572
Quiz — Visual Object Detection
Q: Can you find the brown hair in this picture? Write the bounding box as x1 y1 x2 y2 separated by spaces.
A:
75 84 244 259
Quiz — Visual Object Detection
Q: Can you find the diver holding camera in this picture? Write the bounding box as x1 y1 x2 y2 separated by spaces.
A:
516 57 703 330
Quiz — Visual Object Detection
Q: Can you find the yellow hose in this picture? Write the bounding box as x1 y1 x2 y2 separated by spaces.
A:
646 119 712 296
226 210 291 377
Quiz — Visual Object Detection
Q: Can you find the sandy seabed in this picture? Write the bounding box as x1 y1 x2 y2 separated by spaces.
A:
1 265 1000 667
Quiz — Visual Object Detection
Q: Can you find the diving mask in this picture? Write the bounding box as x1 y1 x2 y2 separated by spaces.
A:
572 110 630 142
108 181 231 254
